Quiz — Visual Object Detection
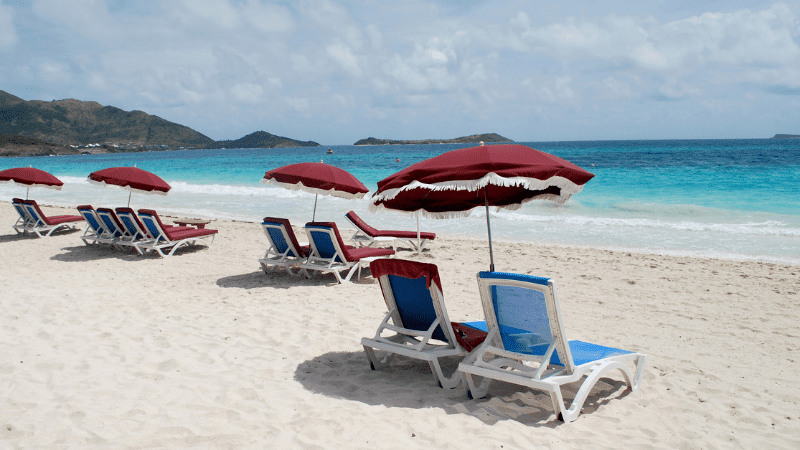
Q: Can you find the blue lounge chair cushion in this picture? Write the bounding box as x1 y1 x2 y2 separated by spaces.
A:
388 274 447 342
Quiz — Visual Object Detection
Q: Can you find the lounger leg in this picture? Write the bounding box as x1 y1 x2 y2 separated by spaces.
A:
462 372 490 399
363 346 386 371
557 360 635 423
631 354 647 392
429 359 461 389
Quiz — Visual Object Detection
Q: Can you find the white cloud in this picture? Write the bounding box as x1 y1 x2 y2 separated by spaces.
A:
327 43 362 76
31 0 112 37
230 83 264 104
0 1 16 49
5 0 800 142
512 3 800 74
39 61 72 84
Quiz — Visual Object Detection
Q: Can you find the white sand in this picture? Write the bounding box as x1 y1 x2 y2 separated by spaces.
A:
1 201 799 449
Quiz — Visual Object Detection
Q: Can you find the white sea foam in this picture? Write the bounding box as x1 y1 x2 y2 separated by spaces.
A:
497 211 800 236
3 177 798 265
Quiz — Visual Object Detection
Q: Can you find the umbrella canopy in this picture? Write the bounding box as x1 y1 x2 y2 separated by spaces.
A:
0 167 64 199
370 144 594 270
261 162 368 221
88 166 171 207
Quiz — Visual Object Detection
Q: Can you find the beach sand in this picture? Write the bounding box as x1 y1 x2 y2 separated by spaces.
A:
2 201 799 449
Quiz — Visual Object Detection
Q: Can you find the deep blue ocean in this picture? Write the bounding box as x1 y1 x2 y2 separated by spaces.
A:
2 139 798 264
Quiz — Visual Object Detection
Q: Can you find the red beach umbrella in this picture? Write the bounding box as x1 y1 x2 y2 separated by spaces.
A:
0 166 64 199
261 162 368 221
88 166 171 207
370 144 594 271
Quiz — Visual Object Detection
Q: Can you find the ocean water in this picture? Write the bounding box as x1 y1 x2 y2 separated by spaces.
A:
2 139 799 265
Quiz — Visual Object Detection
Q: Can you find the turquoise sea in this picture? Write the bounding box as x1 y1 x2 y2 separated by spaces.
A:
2 139 799 265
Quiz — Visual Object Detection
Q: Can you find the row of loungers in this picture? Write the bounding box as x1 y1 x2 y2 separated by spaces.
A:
260 217 395 283
78 205 217 257
259 211 438 283
12 198 85 238
361 258 647 424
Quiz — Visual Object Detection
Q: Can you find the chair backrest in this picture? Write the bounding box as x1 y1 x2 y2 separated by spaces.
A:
96 208 125 237
12 198 32 223
305 222 349 262
262 217 305 257
137 209 169 242
345 211 380 237
370 259 454 344
116 207 149 240
476 271 575 374
22 199 46 226
77 205 105 234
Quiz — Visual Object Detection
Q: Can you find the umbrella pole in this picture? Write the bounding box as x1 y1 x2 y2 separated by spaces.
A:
416 212 421 252
312 193 318 221
484 190 495 272
127 191 132 208
26 186 30 200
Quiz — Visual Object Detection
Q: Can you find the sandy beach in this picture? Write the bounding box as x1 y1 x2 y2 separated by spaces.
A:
2 201 799 449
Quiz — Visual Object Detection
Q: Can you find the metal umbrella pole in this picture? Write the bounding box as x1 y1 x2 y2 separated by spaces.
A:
312 193 319 221
484 190 495 272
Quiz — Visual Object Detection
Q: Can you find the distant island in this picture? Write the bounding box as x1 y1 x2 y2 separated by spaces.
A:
209 131 319 149
354 133 512 146
0 90 320 157
772 134 800 139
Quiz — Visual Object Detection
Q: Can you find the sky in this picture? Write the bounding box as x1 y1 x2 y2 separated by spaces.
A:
1 0 799 144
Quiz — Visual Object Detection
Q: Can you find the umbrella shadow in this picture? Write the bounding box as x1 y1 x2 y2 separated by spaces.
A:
216 269 379 290
295 350 632 428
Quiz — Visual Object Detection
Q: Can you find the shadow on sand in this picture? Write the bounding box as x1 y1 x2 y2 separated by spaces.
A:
294 350 632 428
216 269 379 290
0 227 81 243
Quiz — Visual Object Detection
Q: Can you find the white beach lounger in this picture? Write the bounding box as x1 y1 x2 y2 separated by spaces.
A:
361 259 484 389
21 199 84 238
11 198 34 234
345 211 436 252
137 209 218 257
458 271 646 424
77 204 111 245
259 217 310 276
301 221 395 283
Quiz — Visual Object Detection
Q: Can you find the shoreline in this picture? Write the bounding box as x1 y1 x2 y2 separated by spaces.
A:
2 201 799 448
10 200 800 268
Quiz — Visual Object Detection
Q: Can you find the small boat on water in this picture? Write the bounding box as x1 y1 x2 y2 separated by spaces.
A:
327 148 334 154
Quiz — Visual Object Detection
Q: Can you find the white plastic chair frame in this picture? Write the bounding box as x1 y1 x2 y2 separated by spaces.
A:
259 221 308 277
301 225 371 283
23 202 83 238
11 199 34 234
458 273 646 424
137 212 216 258
345 214 432 252
77 207 111 246
361 272 466 389
96 209 142 253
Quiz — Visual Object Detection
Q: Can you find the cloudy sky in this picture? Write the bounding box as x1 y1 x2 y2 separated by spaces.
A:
1 0 799 144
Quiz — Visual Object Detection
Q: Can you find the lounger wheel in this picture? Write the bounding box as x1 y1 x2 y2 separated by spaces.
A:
557 413 564 422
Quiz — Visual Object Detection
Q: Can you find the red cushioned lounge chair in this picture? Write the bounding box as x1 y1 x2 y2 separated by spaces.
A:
301 221 395 283
136 209 218 257
259 217 310 277
361 259 486 389
345 211 436 252
21 199 84 238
